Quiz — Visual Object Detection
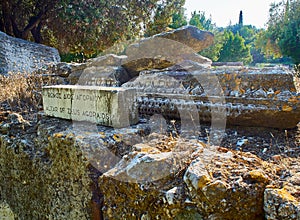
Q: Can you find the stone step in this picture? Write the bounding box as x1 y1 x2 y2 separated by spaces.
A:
42 85 138 128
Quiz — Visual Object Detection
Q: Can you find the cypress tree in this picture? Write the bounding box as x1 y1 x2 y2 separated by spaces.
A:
239 10 243 26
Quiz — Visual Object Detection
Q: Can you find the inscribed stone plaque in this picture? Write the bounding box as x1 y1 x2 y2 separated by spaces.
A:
42 85 138 128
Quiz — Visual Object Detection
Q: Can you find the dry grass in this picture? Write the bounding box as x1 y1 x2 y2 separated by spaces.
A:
0 72 44 113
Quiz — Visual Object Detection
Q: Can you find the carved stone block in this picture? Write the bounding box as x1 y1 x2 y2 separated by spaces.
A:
42 85 138 128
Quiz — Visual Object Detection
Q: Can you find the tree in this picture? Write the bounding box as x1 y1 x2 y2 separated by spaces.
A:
227 11 244 35
239 10 243 26
277 0 300 64
168 7 187 29
259 0 300 64
143 0 186 36
0 0 186 57
189 11 215 31
0 0 59 43
218 31 252 64
255 29 282 59
225 11 265 65
201 30 225 61
238 25 258 44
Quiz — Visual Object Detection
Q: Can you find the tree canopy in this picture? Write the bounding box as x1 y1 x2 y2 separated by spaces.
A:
2 1 297 65
179 10 253 64
257 0 300 64
0 0 185 57
189 11 214 31
218 31 252 64
168 7 187 29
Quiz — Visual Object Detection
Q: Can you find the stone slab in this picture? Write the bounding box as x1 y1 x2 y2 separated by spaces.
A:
122 26 213 76
0 31 60 74
42 85 138 128
153 25 214 52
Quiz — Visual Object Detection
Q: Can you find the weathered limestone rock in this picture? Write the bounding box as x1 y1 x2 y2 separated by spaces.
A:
77 65 131 86
121 57 174 75
82 54 131 86
122 53 211 76
122 26 213 75
0 31 60 74
212 61 244 66
40 62 89 85
42 62 299 129
103 152 184 183
0 115 148 219
183 148 271 220
101 137 200 183
99 141 280 219
264 188 300 220
0 121 93 219
42 85 138 128
38 26 214 86
87 53 127 67
154 25 214 52
41 54 133 86
2 23 300 220
42 62 87 78
99 137 203 219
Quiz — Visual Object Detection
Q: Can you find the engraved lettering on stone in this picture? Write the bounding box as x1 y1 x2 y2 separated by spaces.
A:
42 85 138 128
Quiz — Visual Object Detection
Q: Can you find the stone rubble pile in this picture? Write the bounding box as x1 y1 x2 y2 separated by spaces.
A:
41 25 299 129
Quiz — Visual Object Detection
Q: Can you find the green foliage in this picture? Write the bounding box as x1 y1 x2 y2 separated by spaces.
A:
4 0 297 66
169 7 187 29
187 10 222 61
226 10 260 48
60 52 97 63
237 26 264 65
201 30 224 61
192 10 260 64
224 10 267 66
144 0 186 36
258 0 300 64
255 30 282 59
250 47 267 64
189 11 215 31
0 0 186 59
218 31 252 64
238 26 257 44
0 0 59 42
277 1 300 64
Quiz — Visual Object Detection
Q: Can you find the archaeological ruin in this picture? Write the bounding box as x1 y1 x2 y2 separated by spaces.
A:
0 25 299 219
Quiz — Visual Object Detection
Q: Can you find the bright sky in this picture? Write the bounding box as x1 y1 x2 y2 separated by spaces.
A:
184 0 282 28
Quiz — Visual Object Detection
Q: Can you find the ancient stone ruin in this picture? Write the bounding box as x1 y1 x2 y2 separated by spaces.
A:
43 85 138 128
0 31 60 74
0 26 299 220
42 25 300 129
